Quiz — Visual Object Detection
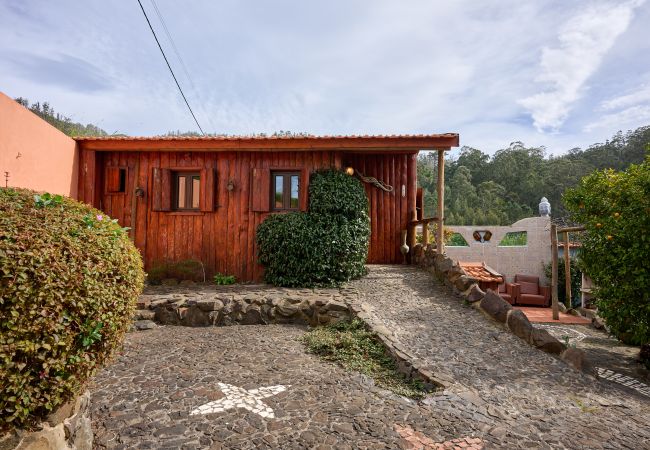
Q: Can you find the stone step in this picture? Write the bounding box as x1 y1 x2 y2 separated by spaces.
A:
133 309 156 321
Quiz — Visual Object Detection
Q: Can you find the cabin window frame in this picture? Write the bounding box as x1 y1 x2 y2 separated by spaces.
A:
105 167 128 195
172 171 201 211
271 171 301 211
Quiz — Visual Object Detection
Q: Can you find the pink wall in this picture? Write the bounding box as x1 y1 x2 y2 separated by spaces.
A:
0 91 78 197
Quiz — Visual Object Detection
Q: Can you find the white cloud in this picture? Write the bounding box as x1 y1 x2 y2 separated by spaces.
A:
584 105 650 132
600 83 650 110
519 0 645 133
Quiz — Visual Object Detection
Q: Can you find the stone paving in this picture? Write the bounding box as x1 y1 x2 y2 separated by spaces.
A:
348 266 650 449
90 265 650 449
90 325 483 449
536 323 650 397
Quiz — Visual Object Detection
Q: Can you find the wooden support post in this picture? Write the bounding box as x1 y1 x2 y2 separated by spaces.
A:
406 154 417 262
564 231 572 309
436 149 445 254
422 223 430 247
551 223 559 320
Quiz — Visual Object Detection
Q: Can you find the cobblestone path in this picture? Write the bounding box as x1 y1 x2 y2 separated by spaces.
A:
349 266 650 449
90 325 483 449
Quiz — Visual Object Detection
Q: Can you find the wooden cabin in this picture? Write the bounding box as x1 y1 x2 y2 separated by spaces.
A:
76 134 459 281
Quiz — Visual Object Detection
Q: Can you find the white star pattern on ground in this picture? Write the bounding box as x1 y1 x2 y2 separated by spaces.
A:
190 382 290 419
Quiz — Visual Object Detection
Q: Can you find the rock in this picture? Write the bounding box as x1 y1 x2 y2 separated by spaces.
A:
529 328 566 354
154 307 180 325
276 299 300 317
179 307 210 327
561 347 586 371
466 284 485 303
507 309 533 341
480 290 512 323
136 298 152 309
179 279 197 286
447 265 465 283
161 278 179 286
195 298 224 312
592 317 606 330
434 254 454 274
323 300 348 312
134 320 157 330
454 275 476 292
134 309 155 320
240 305 263 325
208 310 222 326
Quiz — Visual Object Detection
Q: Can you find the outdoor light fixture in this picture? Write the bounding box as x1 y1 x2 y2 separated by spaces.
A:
345 166 355 176
226 180 235 191
135 186 145 198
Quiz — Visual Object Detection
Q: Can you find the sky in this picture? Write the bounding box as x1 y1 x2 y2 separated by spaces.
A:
1 0 649 156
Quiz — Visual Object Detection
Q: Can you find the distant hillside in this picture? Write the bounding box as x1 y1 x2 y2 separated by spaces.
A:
418 125 650 225
14 97 108 137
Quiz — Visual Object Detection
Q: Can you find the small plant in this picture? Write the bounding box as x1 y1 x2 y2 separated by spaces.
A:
33 192 63 208
213 273 236 285
301 320 428 399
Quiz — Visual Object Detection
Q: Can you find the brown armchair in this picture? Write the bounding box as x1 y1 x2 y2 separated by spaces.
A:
498 282 519 305
514 274 550 307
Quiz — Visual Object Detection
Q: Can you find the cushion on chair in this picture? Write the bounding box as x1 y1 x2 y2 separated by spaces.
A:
519 294 546 305
498 283 507 293
515 274 539 284
500 293 514 304
519 281 539 295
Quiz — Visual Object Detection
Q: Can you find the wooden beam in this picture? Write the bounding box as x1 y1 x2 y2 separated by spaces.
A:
436 149 445 254
551 223 559 320
564 231 572 309
77 135 460 152
557 226 586 233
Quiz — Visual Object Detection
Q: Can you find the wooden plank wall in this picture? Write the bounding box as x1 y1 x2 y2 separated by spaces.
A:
343 152 417 264
79 149 416 280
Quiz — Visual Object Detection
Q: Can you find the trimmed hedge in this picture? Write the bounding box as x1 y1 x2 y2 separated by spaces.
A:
0 188 144 429
257 169 370 287
564 155 650 346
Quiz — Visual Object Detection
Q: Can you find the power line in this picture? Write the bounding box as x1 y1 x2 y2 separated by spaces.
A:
135 0 205 135
149 0 196 92
148 0 217 133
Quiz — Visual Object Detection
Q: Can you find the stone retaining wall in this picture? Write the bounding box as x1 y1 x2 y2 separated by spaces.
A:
412 244 590 372
2 391 92 450
134 285 355 329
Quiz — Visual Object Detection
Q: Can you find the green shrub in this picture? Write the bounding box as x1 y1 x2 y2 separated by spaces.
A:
0 188 144 429
564 155 650 345
543 258 582 308
147 259 205 283
257 169 370 287
213 273 236 285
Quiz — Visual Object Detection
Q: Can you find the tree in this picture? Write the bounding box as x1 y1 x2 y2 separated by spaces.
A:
564 155 650 350
14 97 108 137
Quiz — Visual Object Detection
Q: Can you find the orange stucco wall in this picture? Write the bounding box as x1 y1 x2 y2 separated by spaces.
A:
0 91 78 197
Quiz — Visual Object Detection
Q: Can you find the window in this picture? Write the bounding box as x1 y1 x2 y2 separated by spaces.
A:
447 233 469 247
499 231 527 246
271 172 300 210
106 167 127 194
173 172 200 210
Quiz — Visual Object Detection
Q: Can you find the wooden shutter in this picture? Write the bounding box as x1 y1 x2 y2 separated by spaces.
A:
300 168 309 211
106 167 122 193
250 168 270 212
152 167 171 212
200 168 217 212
